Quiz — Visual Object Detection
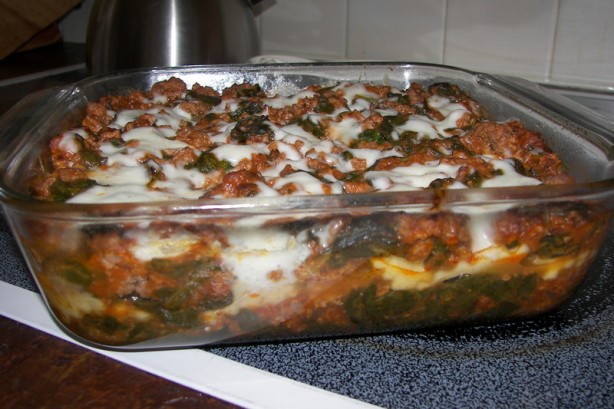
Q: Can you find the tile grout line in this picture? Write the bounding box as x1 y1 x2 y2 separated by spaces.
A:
344 0 350 59
441 0 449 64
545 0 561 83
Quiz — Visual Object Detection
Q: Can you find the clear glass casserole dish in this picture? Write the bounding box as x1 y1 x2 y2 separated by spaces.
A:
0 62 612 350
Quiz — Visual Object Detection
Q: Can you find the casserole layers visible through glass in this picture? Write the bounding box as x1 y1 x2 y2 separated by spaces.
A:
0 63 612 349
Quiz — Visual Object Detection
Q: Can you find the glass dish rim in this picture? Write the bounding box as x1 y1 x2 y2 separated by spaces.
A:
0 61 613 215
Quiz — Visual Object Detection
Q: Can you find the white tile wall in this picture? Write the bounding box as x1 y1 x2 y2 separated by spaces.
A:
257 0 614 90
259 0 347 59
443 0 559 83
58 0 614 90
346 0 446 63
550 0 614 90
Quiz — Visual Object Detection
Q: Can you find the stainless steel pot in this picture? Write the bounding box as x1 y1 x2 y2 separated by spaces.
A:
86 0 261 74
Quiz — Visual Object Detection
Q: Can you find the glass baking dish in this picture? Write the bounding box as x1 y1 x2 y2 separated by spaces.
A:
0 62 612 350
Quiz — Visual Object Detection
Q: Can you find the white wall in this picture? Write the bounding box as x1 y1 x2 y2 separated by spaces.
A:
60 0 614 91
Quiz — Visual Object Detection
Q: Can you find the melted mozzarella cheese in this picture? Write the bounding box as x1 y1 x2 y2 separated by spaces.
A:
348 148 403 169
264 89 317 108
88 163 150 186
58 131 81 153
365 161 462 191
128 230 202 261
209 99 239 114
47 276 105 319
334 82 379 106
396 111 468 139
67 184 182 203
261 158 311 178
481 156 543 187
427 95 468 117
278 124 322 144
160 163 208 190
211 143 268 165
327 117 363 145
271 171 342 195
69 81 544 207
64 81 549 260
121 127 188 156
395 96 470 140
112 106 191 129
219 228 311 311
462 209 498 252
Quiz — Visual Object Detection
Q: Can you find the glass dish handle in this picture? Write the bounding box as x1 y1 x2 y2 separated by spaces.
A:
0 86 72 167
488 75 614 161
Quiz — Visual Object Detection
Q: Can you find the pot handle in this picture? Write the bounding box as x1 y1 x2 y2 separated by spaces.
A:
246 0 263 8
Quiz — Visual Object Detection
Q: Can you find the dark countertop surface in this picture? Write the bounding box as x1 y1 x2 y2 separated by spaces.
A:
0 42 87 81
0 315 240 409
